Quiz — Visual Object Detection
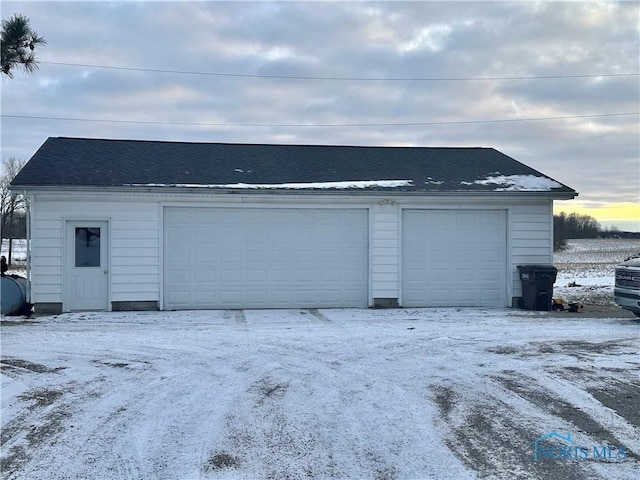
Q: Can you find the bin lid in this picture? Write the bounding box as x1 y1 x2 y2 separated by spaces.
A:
517 264 557 273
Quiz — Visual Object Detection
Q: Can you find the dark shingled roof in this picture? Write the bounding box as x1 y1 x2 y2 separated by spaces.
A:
11 137 576 195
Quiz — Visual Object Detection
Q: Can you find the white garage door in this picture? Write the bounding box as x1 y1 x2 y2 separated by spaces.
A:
402 209 506 307
164 207 368 309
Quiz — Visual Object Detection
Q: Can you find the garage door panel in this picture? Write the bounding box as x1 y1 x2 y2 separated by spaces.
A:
270 269 292 282
246 249 267 263
216 230 242 244
219 269 242 282
215 210 238 224
314 250 338 263
482 289 501 302
167 250 190 264
482 250 503 263
193 250 215 264
402 209 506 307
164 207 368 309
456 212 477 224
218 250 241 263
217 290 241 304
243 269 265 282
193 269 215 282
166 291 189 305
170 269 190 282
482 270 500 281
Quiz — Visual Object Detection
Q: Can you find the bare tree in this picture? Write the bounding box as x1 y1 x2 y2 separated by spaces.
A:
1 157 27 264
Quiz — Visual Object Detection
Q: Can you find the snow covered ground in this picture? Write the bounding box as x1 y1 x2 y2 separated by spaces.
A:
0 239 27 276
554 238 640 307
1 309 639 480
1 238 639 479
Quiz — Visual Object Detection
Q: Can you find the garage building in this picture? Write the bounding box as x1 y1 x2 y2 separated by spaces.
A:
10 137 577 313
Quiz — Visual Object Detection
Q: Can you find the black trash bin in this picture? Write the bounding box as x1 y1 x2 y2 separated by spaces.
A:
517 265 558 311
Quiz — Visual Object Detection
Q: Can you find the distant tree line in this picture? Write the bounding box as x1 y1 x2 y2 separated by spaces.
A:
553 211 638 250
599 228 640 239
554 212 600 249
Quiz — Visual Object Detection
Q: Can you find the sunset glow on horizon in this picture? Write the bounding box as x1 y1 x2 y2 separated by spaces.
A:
554 201 640 232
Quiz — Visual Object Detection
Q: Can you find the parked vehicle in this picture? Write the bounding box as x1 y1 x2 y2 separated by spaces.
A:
615 256 640 317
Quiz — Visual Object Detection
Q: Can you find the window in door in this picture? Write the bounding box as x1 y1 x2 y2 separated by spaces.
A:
75 227 101 267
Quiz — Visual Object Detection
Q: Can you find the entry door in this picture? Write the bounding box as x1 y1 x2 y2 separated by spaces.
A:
65 221 109 311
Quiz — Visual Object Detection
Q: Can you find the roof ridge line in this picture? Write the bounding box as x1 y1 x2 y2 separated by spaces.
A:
51 136 489 150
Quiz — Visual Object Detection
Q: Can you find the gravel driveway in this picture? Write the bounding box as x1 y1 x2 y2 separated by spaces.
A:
2 308 639 479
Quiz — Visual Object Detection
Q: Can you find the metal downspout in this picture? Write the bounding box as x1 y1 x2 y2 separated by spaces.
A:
23 191 32 304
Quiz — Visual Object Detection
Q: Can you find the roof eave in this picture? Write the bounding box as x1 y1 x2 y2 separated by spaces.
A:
11 184 578 200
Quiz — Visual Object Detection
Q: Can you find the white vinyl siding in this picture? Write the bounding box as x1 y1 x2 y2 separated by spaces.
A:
371 204 400 299
163 206 369 309
510 202 554 298
110 217 160 301
30 215 64 302
29 196 160 307
26 191 557 311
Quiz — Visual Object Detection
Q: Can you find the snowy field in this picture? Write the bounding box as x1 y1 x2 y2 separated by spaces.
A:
1 238 639 480
554 239 640 307
0 239 26 275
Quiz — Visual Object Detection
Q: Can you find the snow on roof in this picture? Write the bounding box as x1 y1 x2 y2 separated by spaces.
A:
473 174 562 191
12 138 577 198
129 180 413 189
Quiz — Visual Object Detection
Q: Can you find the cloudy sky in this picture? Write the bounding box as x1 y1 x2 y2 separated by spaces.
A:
2 1 638 230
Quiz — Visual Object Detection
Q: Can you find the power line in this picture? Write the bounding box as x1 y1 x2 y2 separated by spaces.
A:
39 61 640 82
2 112 638 128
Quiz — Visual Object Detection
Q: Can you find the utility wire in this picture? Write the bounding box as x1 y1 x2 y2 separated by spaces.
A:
2 112 638 128
39 61 640 81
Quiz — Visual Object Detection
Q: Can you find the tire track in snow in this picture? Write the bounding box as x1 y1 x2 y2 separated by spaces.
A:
206 335 473 479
